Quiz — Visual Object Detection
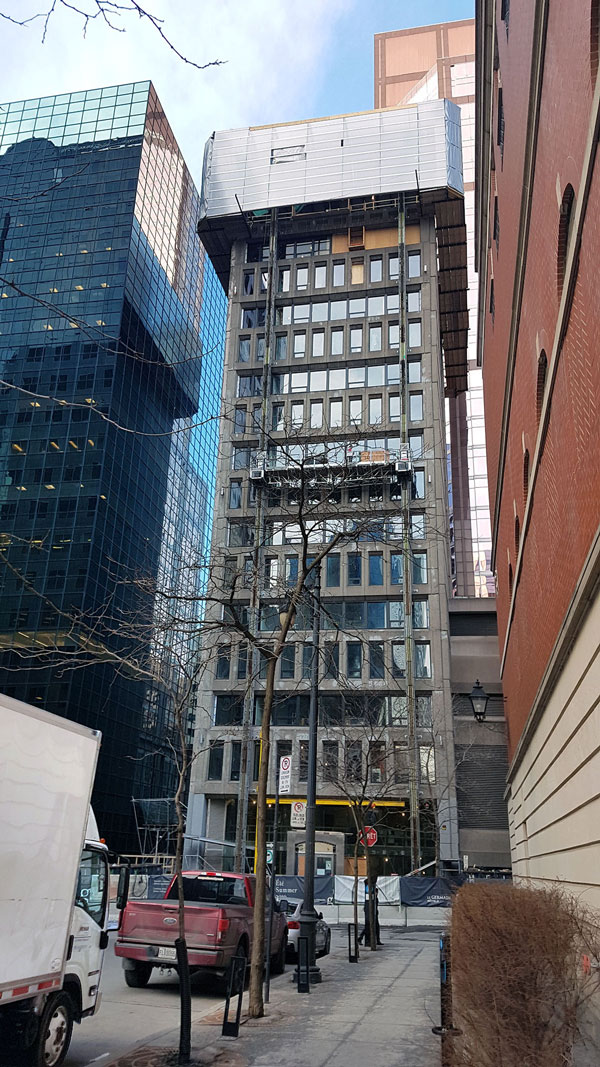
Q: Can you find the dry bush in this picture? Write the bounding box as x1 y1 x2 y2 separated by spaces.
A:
449 882 600 1067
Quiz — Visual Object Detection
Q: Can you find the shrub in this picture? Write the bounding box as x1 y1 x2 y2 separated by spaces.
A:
449 883 600 1067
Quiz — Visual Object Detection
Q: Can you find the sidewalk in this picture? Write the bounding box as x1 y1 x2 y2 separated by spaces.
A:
107 927 442 1067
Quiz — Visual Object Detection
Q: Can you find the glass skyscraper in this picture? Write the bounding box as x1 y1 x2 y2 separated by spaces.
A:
0 83 226 851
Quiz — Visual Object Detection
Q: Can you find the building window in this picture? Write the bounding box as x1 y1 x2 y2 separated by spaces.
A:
368 554 383 586
230 741 241 781
237 645 248 680
413 552 428 584
229 481 242 509
419 745 435 785
302 644 314 679
293 332 306 358
299 740 309 781
413 598 429 628
390 553 403 584
415 643 432 678
349 397 362 424
310 400 323 428
322 740 339 782
333 262 345 286
346 741 362 781
368 396 382 425
234 408 246 434
329 399 343 427
557 184 575 294
369 257 383 283
409 393 423 422
275 335 287 361
238 337 251 362
369 742 386 783
348 553 362 585
312 331 325 358
369 642 385 679
536 351 547 425
592 0 600 83
514 514 520 554
326 553 340 587
315 263 327 288
497 88 505 160
407 288 421 312
389 254 399 279
243 271 254 295
493 195 500 251
278 267 290 293
350 325 363 352
280 643 296 680
324 643 339 679
369 324 382 352
394 744 409 784
216 646 230 680
347 642 362 679
272 403 284 431
296 265 308 290
489 278 495 322
331 328 344 356
207 741 224 780
351 258 364 284
291 402 303 428
408 321 422 349
407 251 421 278
523 449 530 507
408 359 422 383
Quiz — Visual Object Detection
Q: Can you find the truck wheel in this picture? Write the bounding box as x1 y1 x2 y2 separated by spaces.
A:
271 932 287 975
224 941 247 994
28 991 74 1067
124 961 153 988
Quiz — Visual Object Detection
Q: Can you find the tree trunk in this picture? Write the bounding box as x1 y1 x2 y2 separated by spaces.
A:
174 712 191 1064
248 653 277 1018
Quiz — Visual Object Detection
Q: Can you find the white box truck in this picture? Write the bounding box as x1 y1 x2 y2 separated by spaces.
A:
0 694 124 1067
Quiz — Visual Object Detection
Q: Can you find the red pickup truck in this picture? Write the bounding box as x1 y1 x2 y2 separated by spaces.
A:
115 871 288 988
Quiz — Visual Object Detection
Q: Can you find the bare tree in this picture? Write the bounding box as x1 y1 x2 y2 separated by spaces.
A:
0 1 223 70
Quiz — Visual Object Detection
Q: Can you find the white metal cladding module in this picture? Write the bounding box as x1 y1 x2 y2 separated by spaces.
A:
199 99 464 219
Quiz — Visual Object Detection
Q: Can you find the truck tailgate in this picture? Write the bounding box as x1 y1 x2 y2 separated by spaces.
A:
119 901 221 949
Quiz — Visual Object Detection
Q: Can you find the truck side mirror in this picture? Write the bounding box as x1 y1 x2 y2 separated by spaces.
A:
278 898 289 914
116 865 130 911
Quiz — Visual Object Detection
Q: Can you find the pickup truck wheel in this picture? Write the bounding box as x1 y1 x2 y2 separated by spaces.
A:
27 991 74 1067
224 941 248 994
270 932 287 975
124 961 152 988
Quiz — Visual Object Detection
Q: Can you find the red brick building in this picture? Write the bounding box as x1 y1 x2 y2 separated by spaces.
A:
476 0 600 902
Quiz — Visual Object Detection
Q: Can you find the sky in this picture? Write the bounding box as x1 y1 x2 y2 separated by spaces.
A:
0 0 474 190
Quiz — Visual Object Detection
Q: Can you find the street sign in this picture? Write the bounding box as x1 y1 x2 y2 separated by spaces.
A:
266 848 274 864
290 800 306 829
279 755 292 794
359 826 378 848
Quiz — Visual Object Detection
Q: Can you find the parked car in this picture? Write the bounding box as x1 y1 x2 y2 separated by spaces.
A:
115 871 288 988
285 903 331 960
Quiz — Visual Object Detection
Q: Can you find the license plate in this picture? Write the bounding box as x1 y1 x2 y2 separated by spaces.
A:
158 947 177 961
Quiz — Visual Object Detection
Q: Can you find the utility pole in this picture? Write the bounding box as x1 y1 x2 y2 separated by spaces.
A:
298 560 322 983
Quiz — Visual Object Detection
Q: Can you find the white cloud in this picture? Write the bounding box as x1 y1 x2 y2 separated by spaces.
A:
0 0 351 184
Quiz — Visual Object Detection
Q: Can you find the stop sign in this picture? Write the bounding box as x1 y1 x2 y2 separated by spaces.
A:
360 826 378 848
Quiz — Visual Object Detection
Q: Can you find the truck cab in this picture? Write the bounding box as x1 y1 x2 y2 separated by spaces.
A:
65 811 110 1022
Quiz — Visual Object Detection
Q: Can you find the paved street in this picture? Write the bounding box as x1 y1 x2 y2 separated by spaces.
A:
64 933 230 1067
99 926 443 1067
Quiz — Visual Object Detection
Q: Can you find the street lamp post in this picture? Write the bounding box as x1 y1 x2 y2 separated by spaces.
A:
469 679 489 723
298 561 322 985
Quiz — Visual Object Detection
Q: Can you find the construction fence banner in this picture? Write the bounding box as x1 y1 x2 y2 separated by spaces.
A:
399 876 453 907
274 875 335 907
333 875 401 905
